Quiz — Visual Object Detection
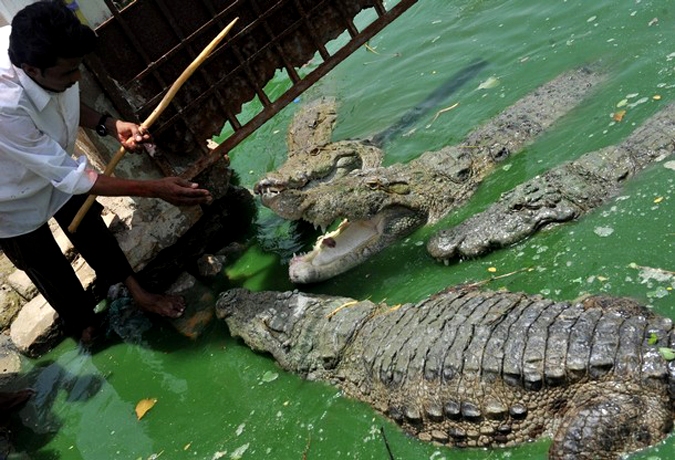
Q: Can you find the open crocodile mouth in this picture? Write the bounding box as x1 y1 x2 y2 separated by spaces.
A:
288 205 423 284
289 217 382 284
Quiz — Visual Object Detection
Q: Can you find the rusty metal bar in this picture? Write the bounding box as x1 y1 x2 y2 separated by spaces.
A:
148 0 212 157
200 0 244 134
333 1 360 39
249 0 302 85
101 0 169 93
98 0 179 176
180 0 420 180
292 0 331 63
373 0 387 16
148 0 339 137
129 2 241 85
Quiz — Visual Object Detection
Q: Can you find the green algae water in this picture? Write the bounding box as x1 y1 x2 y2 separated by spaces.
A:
13 1 675 458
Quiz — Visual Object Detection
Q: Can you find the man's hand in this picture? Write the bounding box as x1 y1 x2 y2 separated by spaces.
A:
90 174 212 206
151 177 213 206
113 120 153 152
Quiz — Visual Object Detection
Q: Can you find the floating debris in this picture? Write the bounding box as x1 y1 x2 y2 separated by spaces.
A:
230 443 250 460
135 398 158 420
260 370 279 383
476 76 500 90
593 226 614 237
613 110 626 122
659 347 675 361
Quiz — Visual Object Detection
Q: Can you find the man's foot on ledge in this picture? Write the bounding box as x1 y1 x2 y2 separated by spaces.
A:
134 292 186 319
124 276 186 319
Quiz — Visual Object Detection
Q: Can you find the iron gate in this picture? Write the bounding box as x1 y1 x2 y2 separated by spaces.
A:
88 0 419 180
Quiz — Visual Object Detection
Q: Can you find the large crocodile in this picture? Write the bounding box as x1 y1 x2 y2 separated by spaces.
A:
254 59 488 210
256 67 605 283
253 96 385 197
427 101 675 262
216 285 675 459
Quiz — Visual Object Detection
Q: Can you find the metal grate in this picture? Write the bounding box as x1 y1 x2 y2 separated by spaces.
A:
88 0 418 180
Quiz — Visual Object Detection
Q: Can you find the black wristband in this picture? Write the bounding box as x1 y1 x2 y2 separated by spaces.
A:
96 114 111 137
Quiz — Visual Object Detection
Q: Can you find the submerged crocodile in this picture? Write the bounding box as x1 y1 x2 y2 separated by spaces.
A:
256 67 605 283
427 101 675 262
216 286 675 459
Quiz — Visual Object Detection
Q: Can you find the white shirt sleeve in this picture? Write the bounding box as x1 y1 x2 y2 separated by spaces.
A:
0 106 96 195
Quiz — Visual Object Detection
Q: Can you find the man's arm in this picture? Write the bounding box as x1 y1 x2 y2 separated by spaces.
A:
89 174 212 207
79 104 212 206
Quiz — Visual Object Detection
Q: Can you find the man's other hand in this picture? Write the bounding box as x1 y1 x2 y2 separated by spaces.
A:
153 177 213 206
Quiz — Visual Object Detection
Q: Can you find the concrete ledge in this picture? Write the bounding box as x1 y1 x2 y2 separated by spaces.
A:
9 295 61 358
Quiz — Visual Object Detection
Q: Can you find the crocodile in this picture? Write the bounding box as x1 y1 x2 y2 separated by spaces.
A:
216 285 675 460
254 59 488 209
427 101 675 262
256 67 605 283
253 96 385 198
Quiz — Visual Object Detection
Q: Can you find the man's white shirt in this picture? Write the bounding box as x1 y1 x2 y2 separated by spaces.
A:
0 25 96 238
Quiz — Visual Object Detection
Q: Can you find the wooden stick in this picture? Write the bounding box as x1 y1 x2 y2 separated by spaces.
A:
68 17 239 233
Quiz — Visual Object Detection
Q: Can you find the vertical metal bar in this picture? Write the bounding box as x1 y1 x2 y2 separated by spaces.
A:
249 0 302 84
101 0 170 93
331 0 360 39
199 0 245 134
292 0 331 62
373 0 387 16
231 46 273 107
98 0 178 176
149 0 220 156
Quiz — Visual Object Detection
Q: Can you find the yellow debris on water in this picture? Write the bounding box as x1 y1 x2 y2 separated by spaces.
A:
613 110 626 122
135 398 158 420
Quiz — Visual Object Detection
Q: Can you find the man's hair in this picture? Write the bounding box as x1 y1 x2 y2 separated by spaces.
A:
8 0 97 70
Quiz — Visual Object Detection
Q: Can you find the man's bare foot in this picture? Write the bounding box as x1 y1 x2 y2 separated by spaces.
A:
134 291 186 318
124 276 186 318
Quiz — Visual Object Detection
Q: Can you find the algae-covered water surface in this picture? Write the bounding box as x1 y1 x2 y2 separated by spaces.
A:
14 0 675 458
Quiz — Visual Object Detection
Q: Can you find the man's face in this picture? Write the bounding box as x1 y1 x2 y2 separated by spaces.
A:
21 56 83 93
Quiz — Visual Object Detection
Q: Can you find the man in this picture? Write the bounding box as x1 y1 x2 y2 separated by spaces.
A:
0 0 213 344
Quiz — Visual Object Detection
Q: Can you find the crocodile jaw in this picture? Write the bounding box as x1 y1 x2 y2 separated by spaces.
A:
289 206 424 284
289 219 378 283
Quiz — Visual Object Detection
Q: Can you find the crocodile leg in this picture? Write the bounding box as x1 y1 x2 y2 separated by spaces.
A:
549 389 672 460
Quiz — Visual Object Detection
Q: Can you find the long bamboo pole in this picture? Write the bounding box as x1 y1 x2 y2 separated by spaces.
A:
68 17 239 233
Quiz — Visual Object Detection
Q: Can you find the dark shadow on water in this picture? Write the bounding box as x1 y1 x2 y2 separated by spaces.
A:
10 359 105 459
